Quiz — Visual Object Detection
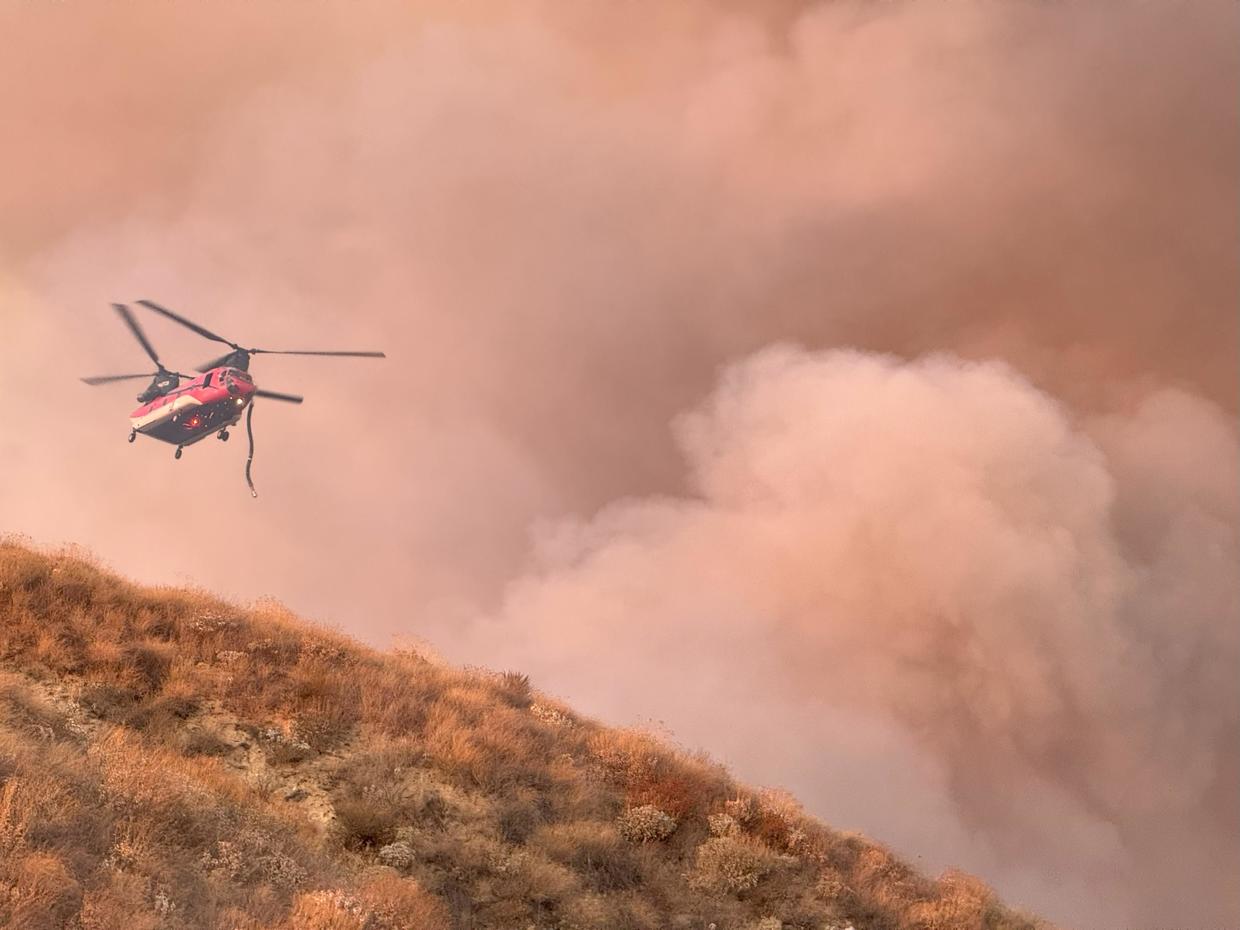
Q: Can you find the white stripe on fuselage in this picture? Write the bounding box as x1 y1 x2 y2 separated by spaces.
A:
130 394 203 431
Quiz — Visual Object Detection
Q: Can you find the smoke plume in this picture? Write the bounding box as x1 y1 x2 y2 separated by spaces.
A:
466 348 1239 926
1 2 1235 926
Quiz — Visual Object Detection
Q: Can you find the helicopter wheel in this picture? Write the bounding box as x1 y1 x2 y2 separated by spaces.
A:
217 429 230 442
174 447 183 460
128 430 136 444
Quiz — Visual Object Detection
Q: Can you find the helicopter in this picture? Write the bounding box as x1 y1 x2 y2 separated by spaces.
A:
81 300 385 497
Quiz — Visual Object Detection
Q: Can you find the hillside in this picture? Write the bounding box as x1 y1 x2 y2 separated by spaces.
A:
0 540 1045 930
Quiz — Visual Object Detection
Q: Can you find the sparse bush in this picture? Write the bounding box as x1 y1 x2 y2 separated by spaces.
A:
77 872 160 930
0 852 81 930
122 642 173 694
257 724 315 764
79 682 140 721
497 670 533 707
617 804 677 843
377 839 416 870
301 639 351 664
532 821 645 892
588 729 729 818
530 701 575 728
487 846 579 907
690 835 787 895
725 795 759 826
709 812 741 837
190 611 240 635
354 873 452 930
497 792 552 843
198 828 309 891
334 796 403 849
181 727 233 757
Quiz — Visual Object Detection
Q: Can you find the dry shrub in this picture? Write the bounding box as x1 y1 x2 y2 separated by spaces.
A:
92 729 320 895
690 835 788 895
332 749 445 850
0 852 81 930
900 869 995 930
181 727 233 757
424 695 554 791
488 847 579 907
121 641 174 695
276 889 369 930
588 729 728 818
355 873 452 930
30 624 88 675
557 888 665 930
496 670 533 707
333 781 419 850
529 700 576 728
558 890 612 930
333 740 427 792
751 788 810 852
276 876 449 930
531 820 645 892
0 778 30 854
709 812 741 838
77 872 160 930
496 790 553 844
333 797 402 850
198 827 309 891
283 663 360 750
356 660 446 738
0 773 82 854
0 683 73 744
617 804 678 843
725 795 759 827
79 682 141 723
120 691 200 739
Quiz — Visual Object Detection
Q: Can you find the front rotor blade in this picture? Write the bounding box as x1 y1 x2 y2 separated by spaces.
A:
113 304 163 368
253 389 304 404
249 349 386 359
196 352 236 372
81 372 156 385
136 299 236 348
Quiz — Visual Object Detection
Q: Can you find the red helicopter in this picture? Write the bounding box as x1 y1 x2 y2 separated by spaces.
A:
82 300 384 496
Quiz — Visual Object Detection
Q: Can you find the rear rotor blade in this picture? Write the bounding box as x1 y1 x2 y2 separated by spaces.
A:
249 349 386 359
81 372 155 385
253 389 304 404
113 304 163 368
136 299 237 348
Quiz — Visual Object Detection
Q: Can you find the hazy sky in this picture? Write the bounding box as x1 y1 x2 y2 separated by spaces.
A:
2 3 1236 928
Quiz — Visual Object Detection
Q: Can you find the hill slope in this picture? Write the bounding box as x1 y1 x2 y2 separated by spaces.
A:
0 541 1045 930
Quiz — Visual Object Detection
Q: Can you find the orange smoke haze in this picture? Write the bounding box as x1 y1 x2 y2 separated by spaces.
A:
1 2 1236 927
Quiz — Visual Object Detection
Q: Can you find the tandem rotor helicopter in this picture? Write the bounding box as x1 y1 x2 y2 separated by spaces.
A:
81 301 385 497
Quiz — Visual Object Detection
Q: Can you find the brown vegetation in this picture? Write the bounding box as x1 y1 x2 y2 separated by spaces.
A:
0 540 1047 930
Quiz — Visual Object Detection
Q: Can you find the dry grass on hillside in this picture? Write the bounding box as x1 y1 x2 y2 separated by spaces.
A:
0 540 1047 930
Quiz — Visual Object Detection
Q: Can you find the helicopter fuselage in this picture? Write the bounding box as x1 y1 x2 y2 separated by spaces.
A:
84 299 380 486
129 367 256 447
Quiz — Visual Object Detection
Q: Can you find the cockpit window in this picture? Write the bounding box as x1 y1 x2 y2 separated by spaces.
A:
224 370 252 394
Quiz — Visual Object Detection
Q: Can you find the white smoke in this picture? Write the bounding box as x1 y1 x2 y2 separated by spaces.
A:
461 348 1239 928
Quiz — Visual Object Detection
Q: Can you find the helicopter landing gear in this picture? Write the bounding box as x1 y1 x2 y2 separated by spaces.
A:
217 429 230 442
174 447 183 460
128 430 136 444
